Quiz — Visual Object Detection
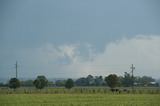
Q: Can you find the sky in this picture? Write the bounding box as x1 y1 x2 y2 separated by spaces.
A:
0 0 160 79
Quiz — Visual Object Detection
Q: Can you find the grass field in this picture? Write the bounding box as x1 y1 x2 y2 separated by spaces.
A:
0 87 160 106
1 86 160 94
0 94 160 106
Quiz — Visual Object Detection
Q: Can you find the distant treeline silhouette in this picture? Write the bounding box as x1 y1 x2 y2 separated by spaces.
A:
0 72 159 88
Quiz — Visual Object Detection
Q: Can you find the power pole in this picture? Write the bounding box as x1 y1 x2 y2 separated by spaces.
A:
15 61 18 78
131 64 135 93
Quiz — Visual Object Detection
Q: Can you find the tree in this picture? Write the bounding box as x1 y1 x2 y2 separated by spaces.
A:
48 81 55 87
75 75 105 86
75 77 88 86
20 80 33 87
118 76 123 87
86 75 94 86
65 79 74 89
94 76 104 86
9 78 20 89
122 72 133 87
135 76 155 86
33 79 41 89
55 80 65 86
105 74 119 89
33 76 48 89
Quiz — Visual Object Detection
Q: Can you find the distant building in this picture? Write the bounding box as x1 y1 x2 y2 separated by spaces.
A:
148 82 158 86
134 82 158 86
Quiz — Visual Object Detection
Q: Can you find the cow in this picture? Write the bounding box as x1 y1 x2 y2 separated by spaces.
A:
111 88 119 92
123 89 129 93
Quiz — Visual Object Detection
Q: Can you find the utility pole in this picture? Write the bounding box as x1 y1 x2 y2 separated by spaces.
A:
131 64 135 93
15 61 18 78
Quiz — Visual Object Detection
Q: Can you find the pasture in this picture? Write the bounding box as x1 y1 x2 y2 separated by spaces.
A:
0 94 160 106
0 87 160 106
0 86 160 94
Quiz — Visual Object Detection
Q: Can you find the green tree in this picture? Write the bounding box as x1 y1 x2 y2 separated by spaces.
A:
9 78 20 89
75 77 88 86
33 79 41 89
122 72 133 87
86 75 94 86
65 79 74 89
55 80 65 86
94 76 104 86
20 80 33 87
135 76 155 86
33 76 48 89
105 74 119 89
118 76 123 87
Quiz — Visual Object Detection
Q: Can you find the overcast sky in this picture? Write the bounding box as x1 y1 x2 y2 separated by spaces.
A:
0 0 160 79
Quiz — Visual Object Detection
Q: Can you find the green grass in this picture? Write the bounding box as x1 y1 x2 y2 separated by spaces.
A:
1 86 160 94
0 94 160 106
0 87 159 106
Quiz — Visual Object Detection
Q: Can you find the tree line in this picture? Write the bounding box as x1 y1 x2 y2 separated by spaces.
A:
5 72 159 90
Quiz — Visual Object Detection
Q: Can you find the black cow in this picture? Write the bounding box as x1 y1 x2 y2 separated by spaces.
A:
123 89 129 93
123 89 128 92
111 88 119 92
